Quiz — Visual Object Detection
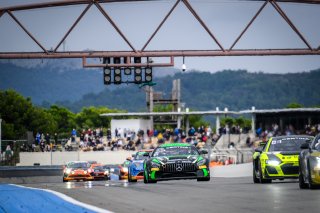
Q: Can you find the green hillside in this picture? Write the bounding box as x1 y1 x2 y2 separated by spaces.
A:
59 69 320 112
1 61 320 112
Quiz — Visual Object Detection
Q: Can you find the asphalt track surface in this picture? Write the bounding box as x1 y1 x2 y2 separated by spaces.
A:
6 176 319 213
1 164 320 213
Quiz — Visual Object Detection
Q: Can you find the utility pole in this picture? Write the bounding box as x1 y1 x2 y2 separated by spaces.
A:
0 118 2 157
149 86 154 129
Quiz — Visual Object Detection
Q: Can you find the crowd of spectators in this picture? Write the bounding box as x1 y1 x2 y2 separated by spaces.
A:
218 125 250 135
23 122 320 153
26 126 220 152
256 123 320 139
252 123 320 148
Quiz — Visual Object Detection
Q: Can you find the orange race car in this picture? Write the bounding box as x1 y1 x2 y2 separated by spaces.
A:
119 160 130 180
63 161 94 182
90 164 110 180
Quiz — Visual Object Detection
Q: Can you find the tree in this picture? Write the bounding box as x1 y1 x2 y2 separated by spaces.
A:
221 117 234 127
48 105 76 134
76 106 123 130
0 90 57 139
188 114 209 129
286 102 303 108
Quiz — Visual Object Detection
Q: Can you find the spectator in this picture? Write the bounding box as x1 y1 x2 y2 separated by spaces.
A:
35 132 41 145
5 145 13 160
45 133 50 145
40 140 45 152
54 133 58 145
71 129 77 142
246 137 252 147
107 129 112 140
115 128 118 138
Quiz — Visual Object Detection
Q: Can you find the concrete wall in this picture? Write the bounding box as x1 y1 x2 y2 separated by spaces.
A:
18 151 136 166
111 119 152 138
215 133 255 149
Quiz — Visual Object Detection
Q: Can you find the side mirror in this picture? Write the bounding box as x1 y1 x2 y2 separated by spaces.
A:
300 142 309 150
305 139 312 144
143 152 150 157
254 147 263 153
259 142 267 147
200 150 208 155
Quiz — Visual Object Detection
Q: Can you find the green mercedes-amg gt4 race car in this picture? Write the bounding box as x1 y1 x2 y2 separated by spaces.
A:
253 135 313 183
143 143 210 183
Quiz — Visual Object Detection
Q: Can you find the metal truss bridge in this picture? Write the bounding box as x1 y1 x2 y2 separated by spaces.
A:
0 0 320 68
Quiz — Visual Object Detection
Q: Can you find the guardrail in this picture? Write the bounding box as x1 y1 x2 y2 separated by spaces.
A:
0 166 63 178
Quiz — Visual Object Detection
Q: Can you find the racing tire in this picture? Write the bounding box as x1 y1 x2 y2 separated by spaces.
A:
143 171 157 184
299 164 308 189
307 161 317 189
143 175 148 184
197 176 210 182
128 175 137 183
253 162 259 183
143 171 149 184
258 160 271 184
128 171 132 182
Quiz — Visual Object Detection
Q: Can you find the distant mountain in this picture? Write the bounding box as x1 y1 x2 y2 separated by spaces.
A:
1 59 320 112
0 59 178 105
0 60 104 104
58 69 320 112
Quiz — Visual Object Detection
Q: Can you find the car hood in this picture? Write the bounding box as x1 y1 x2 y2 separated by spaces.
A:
311 151 320 158
153 155 200 163
132 160 144 164
267 151 300 155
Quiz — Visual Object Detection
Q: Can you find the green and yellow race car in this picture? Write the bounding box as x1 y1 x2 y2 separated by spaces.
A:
253 135 314 183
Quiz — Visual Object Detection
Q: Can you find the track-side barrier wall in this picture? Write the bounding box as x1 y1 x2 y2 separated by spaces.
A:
18 151 136 166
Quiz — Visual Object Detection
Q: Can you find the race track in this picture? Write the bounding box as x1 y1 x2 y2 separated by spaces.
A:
4 164 319 213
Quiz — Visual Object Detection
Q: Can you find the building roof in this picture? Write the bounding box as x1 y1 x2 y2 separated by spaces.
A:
100 108 320 117
240 108 320 114
100 110 239 117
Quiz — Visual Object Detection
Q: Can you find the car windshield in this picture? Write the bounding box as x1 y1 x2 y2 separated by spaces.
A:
152 146 199 157
312 138 320 151
67 162 90 169
135 152 150 160
93 166 104 170
268 137 312 152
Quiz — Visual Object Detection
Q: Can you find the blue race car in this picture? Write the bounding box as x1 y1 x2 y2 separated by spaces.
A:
128 150 153 182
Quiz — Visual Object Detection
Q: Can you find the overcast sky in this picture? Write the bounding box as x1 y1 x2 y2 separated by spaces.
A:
1 0 320 73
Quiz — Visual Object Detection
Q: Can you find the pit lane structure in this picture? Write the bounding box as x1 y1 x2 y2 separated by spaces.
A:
101 107 320 134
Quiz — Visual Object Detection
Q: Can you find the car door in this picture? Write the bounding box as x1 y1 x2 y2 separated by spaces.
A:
301 136 318 178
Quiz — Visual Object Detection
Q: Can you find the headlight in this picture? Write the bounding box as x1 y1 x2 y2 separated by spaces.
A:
197 159 206 166
65 168 72 174
104 171 109 175
122 167 128 173
151 161 160 168
266 160 281 166
315 157 320 165
84 171 87 174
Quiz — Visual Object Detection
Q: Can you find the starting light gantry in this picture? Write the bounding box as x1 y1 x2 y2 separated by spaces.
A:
1 0 320 84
